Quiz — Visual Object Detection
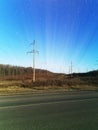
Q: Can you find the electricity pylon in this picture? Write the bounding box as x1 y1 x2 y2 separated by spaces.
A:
70 61 73 78
69 61 73 77
27 40 38 82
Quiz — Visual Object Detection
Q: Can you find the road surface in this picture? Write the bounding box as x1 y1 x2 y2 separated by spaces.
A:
0 91 98 130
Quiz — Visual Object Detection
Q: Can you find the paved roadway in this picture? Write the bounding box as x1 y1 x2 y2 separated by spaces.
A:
0 91 98 130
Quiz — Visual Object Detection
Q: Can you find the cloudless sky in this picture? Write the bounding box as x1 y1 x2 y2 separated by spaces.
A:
0 0 98 73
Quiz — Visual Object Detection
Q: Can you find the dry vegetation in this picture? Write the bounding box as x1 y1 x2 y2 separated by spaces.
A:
0 64 98 94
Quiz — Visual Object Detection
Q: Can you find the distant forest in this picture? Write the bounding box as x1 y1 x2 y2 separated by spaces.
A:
0 64 34 80
0 64 98 81
0 64 51 80
0 64 32 75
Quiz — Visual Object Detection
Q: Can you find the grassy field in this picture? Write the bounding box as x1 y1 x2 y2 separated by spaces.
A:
0 67 98 94
0 78 98 95
0 65 98 94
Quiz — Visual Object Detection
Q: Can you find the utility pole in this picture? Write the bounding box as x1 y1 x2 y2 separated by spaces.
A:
70 61 73 78
69 65 70 74
27 40 38 82
33 40 36 82
71 61 72 74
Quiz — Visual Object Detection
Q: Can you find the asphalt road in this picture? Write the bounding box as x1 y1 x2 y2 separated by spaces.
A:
0 91 98 130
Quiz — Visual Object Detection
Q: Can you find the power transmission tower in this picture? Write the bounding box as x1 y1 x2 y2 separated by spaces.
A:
27 40 38 82
69 65 70 74
70 61 73 78
71 61 72 74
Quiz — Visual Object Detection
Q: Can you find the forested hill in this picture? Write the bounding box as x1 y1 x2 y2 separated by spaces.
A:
0 64 98 81
0 64 54 80
0 64 31 76
72 70 98 77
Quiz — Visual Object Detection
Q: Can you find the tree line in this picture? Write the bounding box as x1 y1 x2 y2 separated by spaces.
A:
0 64 33 80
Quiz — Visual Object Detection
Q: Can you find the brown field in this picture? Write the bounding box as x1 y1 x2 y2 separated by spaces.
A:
0 65 98 94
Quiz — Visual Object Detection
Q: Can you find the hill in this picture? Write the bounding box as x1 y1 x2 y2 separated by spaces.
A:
0 64 65 81
0 64 98 93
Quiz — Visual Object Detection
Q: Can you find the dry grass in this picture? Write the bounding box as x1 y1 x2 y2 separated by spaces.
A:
0 76 98 95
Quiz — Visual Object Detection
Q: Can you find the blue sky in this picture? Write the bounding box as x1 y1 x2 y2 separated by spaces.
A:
0 0 98 73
